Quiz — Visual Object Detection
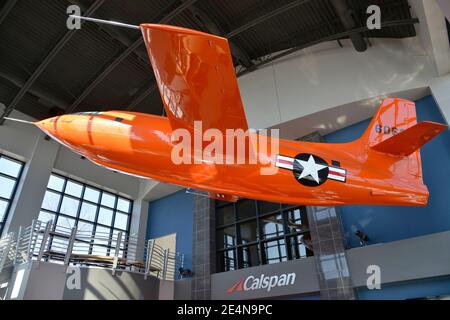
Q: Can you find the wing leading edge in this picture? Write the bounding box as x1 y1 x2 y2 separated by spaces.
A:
141 24 249 133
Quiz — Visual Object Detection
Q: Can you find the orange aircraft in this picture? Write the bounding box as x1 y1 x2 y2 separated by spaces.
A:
32 24 447 206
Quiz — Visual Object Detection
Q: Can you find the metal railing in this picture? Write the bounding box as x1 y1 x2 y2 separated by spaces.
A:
0 232 15 272
0 220 43 273
0 220 185 280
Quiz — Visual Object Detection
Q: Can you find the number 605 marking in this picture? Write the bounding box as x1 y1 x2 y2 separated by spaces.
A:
375 125 404 136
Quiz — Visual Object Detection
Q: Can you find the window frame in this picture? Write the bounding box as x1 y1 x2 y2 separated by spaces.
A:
39 173 133 256
216 200 312 272
0 154 25 236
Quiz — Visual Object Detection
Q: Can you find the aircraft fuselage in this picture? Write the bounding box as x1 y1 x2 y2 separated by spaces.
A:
36 111 429 206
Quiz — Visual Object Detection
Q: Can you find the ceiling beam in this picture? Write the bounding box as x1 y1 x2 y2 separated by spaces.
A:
226 0 311 38
188 5 254 69
67 0 148 62
65 32 143 114
65 0 200 114
0 70 70 109
236 18 420 77
0 0 18 26
128 81 157 111
0 0 105 124
124 3 418 112
128 0 313 111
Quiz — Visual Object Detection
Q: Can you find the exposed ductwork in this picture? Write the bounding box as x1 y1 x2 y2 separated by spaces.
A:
330 0 367 52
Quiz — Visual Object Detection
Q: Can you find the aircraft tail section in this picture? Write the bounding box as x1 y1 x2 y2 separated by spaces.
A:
361 98 418 148
360 98 447 155
358 98 447 190
371 121 447 156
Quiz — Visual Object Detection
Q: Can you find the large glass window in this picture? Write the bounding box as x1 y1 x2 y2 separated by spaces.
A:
0 154 24 236
38 173 133 256
216 200 313 272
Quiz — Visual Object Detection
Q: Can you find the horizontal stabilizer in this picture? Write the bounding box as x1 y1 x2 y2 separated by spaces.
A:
371 121 447 156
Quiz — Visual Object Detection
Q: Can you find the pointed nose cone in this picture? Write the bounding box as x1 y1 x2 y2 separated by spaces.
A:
35 117 58 138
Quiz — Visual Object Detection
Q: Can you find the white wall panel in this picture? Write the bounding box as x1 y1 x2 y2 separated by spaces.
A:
239 65 281 129
238 37 436 129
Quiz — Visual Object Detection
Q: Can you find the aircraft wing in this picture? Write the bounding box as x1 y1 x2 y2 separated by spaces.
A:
141 24 249 133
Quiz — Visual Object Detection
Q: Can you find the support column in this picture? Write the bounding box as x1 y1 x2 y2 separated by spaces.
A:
436 0 450 21
301 132 355 300
430 76 450 125
409 0 450 76
3 134 59 234
128 196 149 261
191 195 215 300
307 206 355 300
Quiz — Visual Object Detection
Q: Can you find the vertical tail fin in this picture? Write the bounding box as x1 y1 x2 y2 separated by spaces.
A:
359 98 447 182
360 98 418 148
361 98 422 181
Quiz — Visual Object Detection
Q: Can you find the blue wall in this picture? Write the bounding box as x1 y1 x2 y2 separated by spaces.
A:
357 276 450 300
325 96 450 248
146 190 194 272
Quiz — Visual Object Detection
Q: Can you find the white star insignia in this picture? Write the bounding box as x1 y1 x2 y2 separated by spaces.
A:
295 155 327 184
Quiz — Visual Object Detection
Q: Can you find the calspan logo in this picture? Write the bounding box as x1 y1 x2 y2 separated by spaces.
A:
227 273 296 294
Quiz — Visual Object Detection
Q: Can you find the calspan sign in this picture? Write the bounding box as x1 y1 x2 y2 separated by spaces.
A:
227 273 296 294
